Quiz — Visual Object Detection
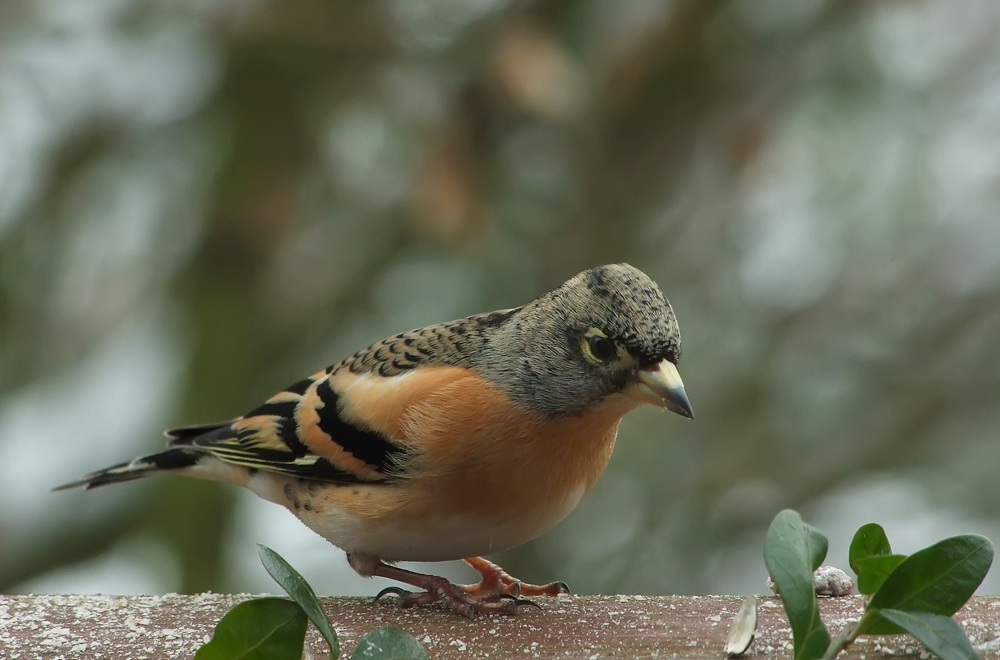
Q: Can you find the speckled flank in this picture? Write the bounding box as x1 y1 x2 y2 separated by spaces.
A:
332 308 522 377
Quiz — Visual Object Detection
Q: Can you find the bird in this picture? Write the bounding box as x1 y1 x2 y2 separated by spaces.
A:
57 263 693 617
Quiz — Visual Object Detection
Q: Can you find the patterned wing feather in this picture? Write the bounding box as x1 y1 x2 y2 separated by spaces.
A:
172 373 411 484
164 307 522 483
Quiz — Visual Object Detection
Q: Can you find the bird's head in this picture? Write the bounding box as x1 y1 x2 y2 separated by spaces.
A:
481 263 693 419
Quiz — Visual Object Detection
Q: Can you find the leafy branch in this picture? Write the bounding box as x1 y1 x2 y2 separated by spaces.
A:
765 510 993 660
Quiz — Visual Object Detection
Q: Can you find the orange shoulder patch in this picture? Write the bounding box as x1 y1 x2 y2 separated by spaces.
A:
329 366 473 441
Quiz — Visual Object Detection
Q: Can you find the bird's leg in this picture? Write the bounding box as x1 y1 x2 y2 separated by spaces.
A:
371 562 539 618
461 556 571 598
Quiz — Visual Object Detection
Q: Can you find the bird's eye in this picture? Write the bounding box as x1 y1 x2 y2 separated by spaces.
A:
588 334 615 361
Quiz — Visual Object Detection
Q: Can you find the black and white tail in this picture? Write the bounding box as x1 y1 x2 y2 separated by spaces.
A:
52 421 236 491
52 447 204 490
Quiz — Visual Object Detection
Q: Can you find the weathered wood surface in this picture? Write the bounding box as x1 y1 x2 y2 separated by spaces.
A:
2 594 1000 659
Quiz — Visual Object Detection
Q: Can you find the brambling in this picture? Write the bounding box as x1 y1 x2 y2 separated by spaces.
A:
58 263 693 617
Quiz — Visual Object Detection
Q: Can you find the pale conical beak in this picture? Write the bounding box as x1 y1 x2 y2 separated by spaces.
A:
625 359 694 419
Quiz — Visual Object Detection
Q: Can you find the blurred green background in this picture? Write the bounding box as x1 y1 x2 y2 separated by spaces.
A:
2 0 1000 598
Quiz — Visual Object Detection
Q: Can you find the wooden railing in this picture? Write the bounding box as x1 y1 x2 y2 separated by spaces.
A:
2 594 999 659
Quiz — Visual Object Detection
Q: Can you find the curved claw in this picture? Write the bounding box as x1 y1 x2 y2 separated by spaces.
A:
514 597 542 610
477 592 541 611
375 586 413 602
552 581 571 595
485 592 519 602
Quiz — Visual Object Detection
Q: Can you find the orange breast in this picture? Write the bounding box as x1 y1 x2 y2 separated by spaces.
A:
283 366 642 560
394 370 639 525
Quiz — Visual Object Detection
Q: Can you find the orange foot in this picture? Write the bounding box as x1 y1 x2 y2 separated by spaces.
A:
461 556 571 598
371 558 569 618
375 579 538 618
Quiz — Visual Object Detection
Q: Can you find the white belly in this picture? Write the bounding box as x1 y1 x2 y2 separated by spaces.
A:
299 484 587 562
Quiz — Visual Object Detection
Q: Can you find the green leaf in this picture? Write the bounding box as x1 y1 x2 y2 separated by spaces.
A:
877 610 979 660
258 544 340 659
350 627 429 660
195 597 306 660
855 555 907 595
805 522 829 572
861 535 994 635
849 523 893 574
764 510 831 660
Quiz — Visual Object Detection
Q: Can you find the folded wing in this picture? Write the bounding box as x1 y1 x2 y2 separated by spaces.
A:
172 371 412 485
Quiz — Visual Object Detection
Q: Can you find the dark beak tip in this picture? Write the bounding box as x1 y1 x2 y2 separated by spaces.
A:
667 389 694 420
